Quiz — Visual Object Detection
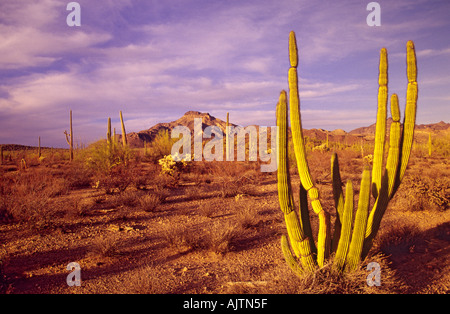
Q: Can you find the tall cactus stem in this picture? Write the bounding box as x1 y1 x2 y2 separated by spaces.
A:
64 110 74 162
107 117 112 146
346 168 371 272
372 48 388 199
333 180 354 272
288 31 330 266
277 91 316 272
119 111 127 146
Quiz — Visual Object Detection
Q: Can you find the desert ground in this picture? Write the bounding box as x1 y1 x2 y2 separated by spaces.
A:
0 122 449 294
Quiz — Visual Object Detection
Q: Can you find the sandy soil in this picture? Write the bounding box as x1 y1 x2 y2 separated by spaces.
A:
1 152 448 294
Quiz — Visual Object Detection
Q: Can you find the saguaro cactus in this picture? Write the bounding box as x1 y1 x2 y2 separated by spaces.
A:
277 31 418 274
119 111 127 147
226 112 231 161
107 117 112 146
64 110 74 161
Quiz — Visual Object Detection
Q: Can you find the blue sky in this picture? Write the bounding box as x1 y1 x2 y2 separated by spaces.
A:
0 0 449 147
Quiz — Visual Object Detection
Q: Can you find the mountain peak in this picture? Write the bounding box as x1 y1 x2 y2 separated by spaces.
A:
183 111 212 118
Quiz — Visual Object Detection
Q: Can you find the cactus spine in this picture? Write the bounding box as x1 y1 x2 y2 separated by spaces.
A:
277 31 418 274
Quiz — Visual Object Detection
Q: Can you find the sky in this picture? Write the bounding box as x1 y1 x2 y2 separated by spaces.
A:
0 0 449 148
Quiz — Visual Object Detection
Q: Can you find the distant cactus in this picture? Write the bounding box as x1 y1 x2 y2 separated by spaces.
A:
428 132 432 157
107 117 112 147
119 111 127 147
64 110 74 161
277 31 418 273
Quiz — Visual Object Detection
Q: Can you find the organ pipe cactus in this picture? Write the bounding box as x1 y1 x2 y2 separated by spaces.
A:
277 31 417 273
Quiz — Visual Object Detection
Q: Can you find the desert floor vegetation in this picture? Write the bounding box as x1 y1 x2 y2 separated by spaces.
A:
0 141 448 294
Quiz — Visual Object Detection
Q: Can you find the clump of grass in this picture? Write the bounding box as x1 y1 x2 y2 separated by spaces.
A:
235 204 259 229
198 201 216 218
90 236 121 258
185 185 204 201
202 221 241 254
162 221 242 254
162 224 202 253
139 194 163 212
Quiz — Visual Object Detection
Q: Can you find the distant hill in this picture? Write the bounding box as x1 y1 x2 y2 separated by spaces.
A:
3 113 447 150
349 119 450 136
117 112 449 148
118 111 237 148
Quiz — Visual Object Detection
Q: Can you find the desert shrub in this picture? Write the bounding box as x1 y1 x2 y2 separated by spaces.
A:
158 153 189 182
84 140 132 173
90 236 121 258
64 162 93 189
201 221 241 254
147 129 178 163
235 204 259 229
432 134 450 157
217 176 257 198
109 189 140 208
92 164 133 194
0 170 66 229
198 201 216 218
83 140 134 194
400 175 449 211
139 193 163 212
162 224 202 253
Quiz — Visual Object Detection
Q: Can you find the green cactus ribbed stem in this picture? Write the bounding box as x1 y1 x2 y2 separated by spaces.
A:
334 180 354 272
281 235 303 276
276 91 316 272
120 111 127 147
346 168 371 272
363 40 418 258
385 94 401 198
372 48 388 199
276 31 417 275
392 41 417 194
288 31 330 267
